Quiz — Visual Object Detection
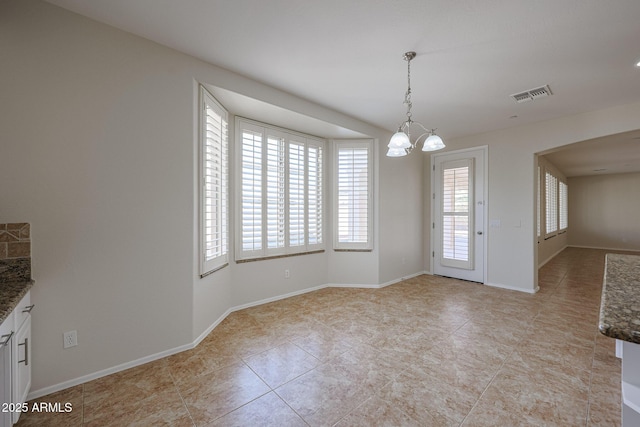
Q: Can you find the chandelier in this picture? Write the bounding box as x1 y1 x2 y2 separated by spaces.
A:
386 51 445 157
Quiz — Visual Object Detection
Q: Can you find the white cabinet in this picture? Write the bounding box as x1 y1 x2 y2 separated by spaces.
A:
620 340 640 426
13 316 30 423
11 292 33 425
0 311 14 427
0 290 33 426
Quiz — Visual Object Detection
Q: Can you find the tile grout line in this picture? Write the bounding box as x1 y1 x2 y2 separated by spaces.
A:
165 360 197 427
456 329 526 426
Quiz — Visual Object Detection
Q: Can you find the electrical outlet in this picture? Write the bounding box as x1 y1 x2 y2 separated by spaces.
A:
63 330 77 349
284 269 290 279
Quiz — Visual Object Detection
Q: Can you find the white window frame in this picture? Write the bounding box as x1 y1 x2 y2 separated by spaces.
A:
199 85 229 276
235 118 325 261
333 139 374 251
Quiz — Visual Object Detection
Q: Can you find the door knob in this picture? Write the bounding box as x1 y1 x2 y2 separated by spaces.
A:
477 231 483 235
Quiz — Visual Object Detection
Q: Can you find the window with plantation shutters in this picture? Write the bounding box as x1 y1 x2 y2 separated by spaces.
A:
199 86 228 276
334 140 373 250
236 118 325 260
559 181 568 231
540 160 568 240
545 171 558 236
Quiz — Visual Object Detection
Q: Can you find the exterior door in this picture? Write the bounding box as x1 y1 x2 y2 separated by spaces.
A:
432 147 486 282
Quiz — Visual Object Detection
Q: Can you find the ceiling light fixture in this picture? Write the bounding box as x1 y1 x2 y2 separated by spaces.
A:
386 51 445 157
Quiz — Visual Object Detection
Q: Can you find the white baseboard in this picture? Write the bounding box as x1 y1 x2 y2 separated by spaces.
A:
191 285 329 347
230 284 328 312
568 244 640 253
538 245 568 268
328 283 383 289
28 283 329 401
192 307 234 348
377 270 429 288
25 269 449 400
27 342 194 400
328 270 428 289
485 281 539 294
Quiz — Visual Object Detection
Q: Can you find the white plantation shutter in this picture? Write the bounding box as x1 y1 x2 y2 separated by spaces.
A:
335 140 372 250
266 133 285 251
545 171 558 236
537 166 541 239
200 86 228 275
241 125 263 254
559 181 568 231
441 159 473 269
288 141 306 248
307 144 323 247
236 118 325 260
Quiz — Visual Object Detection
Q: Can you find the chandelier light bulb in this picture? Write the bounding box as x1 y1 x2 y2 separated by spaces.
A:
386 147 407 157
422 133 445 151
388 131 411 149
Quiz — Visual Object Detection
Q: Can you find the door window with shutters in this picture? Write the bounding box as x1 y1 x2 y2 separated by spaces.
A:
441 159 473 269
334 140 373 250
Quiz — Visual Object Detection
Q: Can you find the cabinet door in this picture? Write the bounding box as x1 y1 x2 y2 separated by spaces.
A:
13 316 30 424
0 330 12 427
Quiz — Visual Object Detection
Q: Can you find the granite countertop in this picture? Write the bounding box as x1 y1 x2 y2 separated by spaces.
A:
0 280 34 325
599 254 640 344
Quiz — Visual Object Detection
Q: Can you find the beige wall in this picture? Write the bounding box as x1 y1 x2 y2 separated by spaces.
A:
3 0 640 399
568 172 640 251
0 0 419 397
445 102 640 293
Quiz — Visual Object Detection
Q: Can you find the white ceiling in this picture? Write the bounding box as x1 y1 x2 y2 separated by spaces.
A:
45 0 640 176
543 129 640 177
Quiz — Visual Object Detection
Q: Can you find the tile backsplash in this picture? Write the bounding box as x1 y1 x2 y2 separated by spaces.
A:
0 223 31 283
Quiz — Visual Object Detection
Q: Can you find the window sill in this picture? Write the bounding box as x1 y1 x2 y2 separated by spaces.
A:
236 250 325 263
200 262 229 278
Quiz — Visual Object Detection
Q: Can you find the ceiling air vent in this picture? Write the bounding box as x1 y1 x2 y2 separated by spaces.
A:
510 85 552 103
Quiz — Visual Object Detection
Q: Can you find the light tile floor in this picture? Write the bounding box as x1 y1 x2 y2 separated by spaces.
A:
17 247 627 426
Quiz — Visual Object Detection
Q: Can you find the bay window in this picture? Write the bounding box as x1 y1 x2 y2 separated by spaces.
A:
236 118 325 260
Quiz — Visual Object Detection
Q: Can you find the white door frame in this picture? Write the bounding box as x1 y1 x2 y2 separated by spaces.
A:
430 146 488 283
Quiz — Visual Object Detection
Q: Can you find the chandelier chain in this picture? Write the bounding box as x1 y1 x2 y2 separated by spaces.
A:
386 50 445 157
404 54 412 121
